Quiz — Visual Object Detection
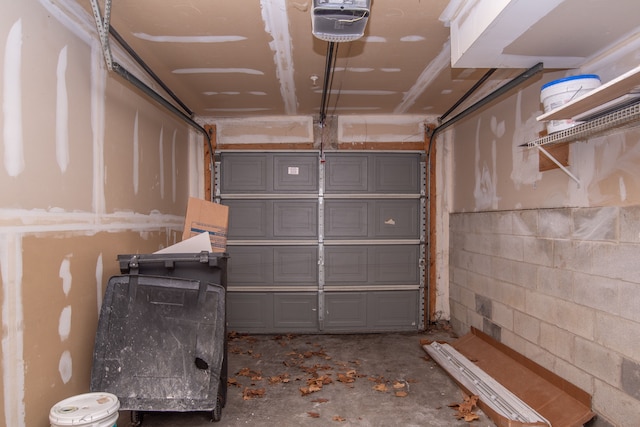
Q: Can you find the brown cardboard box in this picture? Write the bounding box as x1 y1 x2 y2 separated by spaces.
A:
426 327 595 427
182 197 229 252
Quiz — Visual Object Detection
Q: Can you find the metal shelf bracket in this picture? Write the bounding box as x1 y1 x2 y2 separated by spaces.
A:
536 145 580 187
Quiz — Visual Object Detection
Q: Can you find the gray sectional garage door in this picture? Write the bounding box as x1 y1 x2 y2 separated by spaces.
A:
218 152 424 333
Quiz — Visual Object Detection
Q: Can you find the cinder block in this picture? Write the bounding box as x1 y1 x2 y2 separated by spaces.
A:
553 239 595 274
472 212 494 234
523 236 554 267
620 205 640 243
488 280 526 311
513 210 538 237
492 301 514 330
540 322 575 363
450 317 467 337
449 282 461 303
572 207 618 242
467 252 492 277
493 211 514 235
538 266 573 300
450 267 467 289
449 213 465 233
523 340 555 372
466 271 491 296
468 310 483 332
618 281 640 323
575 337 622 387
539 208 572 239
553 357 594 395
465 231 492 255
491 256 515 283
590 242 640 285
555 299 595 339
595 313 640 361
449 300 466 325
513 310 540 344
511 261 538 290
500 327 528 355
493 234 524 261
621 357 640 401
482 318 501 341
593 379 640 427
475 293 492 317
572 272 620 314
459 286 475 310
525 291 558 324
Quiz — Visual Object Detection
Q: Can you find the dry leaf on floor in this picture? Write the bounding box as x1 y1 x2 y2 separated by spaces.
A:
395 391 408 397
332 415 346 422
449 395 480 422
227 377 241 388
373 383 388 392
242 388 265 400
337 370 357 383
368 375 386 384
299 386 317 396
392 381 405 389
308 412 320 418
268 373 290 384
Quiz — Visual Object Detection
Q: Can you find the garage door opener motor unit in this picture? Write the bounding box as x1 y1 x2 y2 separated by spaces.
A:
311 0 371 42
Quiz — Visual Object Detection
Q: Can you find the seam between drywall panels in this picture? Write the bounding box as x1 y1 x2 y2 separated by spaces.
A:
91 41 106 214
0 210 184 235
261 0 297 114
394 40 451 114
1 233 26 427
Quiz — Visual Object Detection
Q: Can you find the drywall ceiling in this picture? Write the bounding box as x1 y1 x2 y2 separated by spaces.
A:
81 0 639 120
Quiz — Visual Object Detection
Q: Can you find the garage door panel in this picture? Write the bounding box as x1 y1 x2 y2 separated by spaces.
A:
226 200 270 238
227 293 273 331
221 155 268 193
374 200 419 238
325 246 368 283
273 293 318 330
368 291 418 329
370 246 419 284
274 155 318 192
273 201 317 238
227 246 272 285
324 201 368 238
324 155 368 192
221 151 423 333
274 247 318 283
374 155 420 193
324 292 367 330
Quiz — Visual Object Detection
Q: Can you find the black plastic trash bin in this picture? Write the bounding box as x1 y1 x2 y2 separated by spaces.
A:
91 252 228 425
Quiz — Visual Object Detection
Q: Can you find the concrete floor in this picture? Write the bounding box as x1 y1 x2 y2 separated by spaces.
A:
119 325 496 427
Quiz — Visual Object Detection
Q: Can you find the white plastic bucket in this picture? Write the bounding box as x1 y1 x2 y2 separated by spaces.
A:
540 74 601 133
50 392 119 427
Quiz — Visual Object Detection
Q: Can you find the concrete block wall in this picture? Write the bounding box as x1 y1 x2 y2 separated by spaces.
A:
449 206 640 427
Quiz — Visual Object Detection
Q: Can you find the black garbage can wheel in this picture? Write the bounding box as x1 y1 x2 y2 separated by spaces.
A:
131 410 144 426
212 395 223 422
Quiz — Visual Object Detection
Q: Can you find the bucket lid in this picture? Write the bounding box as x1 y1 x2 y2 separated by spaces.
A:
49 392 119 425
541 74 600 91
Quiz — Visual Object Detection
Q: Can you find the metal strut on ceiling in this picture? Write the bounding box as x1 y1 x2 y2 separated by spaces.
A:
319 42 337 126
89 0 216 201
